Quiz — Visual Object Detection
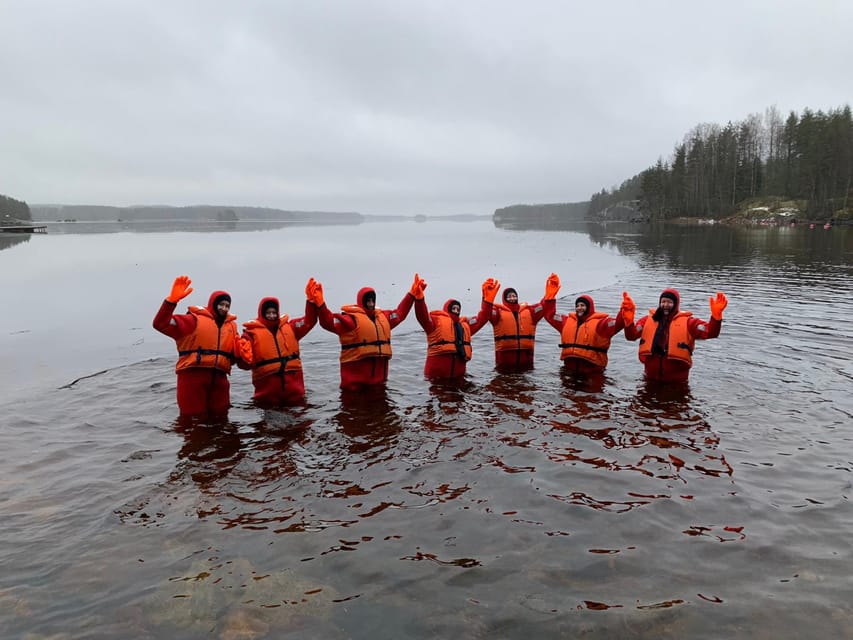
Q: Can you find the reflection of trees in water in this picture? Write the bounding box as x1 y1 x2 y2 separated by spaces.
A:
0 234 29 251
43 220 361 234
495 217 853 269
585 221 750 268
598 222 853 269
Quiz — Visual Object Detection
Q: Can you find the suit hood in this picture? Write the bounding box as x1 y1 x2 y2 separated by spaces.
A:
357 287 376 312
501 287 519 311
659 288 680 312
575 294 596 318
653 288 680 322
257 296 280 329
443 299 461 316
207 290 231 314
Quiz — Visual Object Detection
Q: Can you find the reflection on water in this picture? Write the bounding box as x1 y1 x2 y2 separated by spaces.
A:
44 219 363 234
587 221 853 270
335 388 404 457
0 233 29 251
631 379 695 419
1 221 853 638
174 421 246 491
560 368 608 394
496 215 853 270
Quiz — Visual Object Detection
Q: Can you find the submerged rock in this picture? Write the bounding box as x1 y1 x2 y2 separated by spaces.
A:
142 557 340 638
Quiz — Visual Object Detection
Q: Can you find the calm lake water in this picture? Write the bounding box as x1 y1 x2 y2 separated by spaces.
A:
1 219 852 639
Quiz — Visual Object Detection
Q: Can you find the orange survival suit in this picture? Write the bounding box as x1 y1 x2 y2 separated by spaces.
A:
317 286 415 391
241 296 317 407
488 288 547 371
543 294 626 373
414 297 489 379
624 288 722 383
153 290 244 418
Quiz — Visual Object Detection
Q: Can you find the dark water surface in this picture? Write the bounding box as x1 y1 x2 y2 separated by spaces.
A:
2 220 852 639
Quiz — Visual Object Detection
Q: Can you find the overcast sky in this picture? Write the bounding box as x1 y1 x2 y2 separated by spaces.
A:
1 1 851 215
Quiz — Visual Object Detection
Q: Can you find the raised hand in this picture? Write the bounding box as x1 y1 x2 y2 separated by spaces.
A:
482 278 500 303
167 275 193 303
620 291 636 325
311 281 325 307
305 277 317 299
544 272 561 299
709 291 728 320
409 273 427 300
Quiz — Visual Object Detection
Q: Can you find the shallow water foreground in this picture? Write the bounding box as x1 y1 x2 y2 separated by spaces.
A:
1 220 852 639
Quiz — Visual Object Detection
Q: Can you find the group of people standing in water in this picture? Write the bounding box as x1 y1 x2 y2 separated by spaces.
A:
153 274 728 418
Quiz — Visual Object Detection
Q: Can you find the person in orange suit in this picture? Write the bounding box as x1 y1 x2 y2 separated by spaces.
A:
239 278 321 407
413 280 490 380
624 288 728 383
153 275 250 418
542 273 634 374
314 275 421 391
482 276 551 372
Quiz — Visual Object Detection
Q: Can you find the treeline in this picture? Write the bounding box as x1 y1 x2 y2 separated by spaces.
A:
0 194 32 224
589 175 642 220
31 204 363 224
590 105 853 220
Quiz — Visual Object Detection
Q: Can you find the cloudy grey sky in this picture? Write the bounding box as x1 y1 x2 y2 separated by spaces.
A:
1 1 851 215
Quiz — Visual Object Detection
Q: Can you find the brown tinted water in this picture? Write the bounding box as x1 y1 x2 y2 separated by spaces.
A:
1 220 851 638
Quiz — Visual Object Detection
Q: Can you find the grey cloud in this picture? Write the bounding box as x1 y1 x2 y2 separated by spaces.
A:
1 0 851 214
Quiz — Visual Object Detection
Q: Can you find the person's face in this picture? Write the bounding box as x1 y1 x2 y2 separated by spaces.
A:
216 300 231 318
575 301 588 317
504 291 518 304
363 297 376 311
659 298 675 315
264 307 278 321
449 303 461 315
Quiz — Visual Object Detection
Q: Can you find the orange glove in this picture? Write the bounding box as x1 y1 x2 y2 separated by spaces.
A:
238 337 254 366
311 281 325 307
620 291 636 326
409 273 427 300
482 278 500 303
709 291 728 320
544 273 561 299
166 275 193 304
305 277 317 299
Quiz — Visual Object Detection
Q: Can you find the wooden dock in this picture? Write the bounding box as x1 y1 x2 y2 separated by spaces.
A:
0 224 47 234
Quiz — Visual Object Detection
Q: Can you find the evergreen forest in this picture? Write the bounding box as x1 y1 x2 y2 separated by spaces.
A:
0 194 32 225
589 105 853 221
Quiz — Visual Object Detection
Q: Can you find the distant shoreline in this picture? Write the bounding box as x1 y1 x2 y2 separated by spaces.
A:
36 214 493 225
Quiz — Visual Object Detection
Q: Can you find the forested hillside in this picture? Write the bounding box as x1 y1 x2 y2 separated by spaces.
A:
0 194 32 224
590 105 853 221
